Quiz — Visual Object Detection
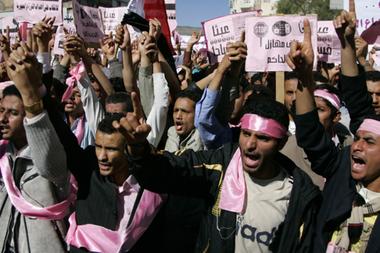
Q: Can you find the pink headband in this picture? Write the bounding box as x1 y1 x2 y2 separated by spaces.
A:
240 113 288 139
357 119 380 135
314 89 341 110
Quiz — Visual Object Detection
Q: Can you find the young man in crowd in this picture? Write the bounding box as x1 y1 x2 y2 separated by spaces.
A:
366 71 380 115
0 44 70 252
287 13 380 252
112 34 321 252
283 72 298 134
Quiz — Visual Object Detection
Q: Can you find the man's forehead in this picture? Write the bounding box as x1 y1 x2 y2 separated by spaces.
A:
356 130 380 140
1 95 24 108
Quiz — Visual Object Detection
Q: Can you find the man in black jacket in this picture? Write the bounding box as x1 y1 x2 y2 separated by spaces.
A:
288 13 380 253
117 87 321 252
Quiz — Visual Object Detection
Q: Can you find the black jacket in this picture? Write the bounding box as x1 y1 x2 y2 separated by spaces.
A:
295 73 378 253
131 143 321 253
44 97 165 253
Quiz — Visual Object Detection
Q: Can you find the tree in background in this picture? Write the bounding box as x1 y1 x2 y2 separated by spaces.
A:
276 0 340 20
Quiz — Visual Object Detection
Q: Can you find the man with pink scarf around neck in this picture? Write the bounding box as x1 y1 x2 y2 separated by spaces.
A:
116 40 321 253
0 43 71 252
289 12 380 253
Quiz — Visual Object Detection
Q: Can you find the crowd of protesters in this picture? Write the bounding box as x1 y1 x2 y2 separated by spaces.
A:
0 7 379 253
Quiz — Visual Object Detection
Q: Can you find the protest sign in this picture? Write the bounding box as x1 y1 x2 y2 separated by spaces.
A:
14 0 62 24
0 16 19 45
355 0 380 36
53 25 65 56
72 0 104 45
63 6 76 34
317 21 341 64
99 6 139 40
202 11 260 63
245 15 318 72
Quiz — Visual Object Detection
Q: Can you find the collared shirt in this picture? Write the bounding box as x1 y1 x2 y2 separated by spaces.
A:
116 175 141 235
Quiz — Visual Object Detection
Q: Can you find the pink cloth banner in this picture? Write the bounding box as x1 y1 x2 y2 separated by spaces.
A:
202 11 261 64
317 21 341 64
14 0 62 24
356 0 380 36
72 0 104 45
245 15 318 72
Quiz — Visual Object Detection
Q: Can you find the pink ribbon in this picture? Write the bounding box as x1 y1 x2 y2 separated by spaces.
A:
240 114 288 139
314 89 341 110
219 148 246 213
75 115 85 145
219 113 287 213
358 119 380 136
66 190 166 252
0 140 77 220
61 61 86 102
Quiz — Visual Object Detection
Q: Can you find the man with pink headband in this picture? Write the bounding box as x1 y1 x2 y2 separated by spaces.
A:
287 12 380 253
116 90 321 253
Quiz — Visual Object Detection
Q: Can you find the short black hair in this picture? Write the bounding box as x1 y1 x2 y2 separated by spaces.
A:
314 84 341 119
105 92 133 113
175 89 202 104
97 114 124 135
366 71 380 82
285 72 298 81
241 95 289 131
2 85 22 100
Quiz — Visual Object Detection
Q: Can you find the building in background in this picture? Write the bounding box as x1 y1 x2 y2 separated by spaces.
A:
229 0 279 15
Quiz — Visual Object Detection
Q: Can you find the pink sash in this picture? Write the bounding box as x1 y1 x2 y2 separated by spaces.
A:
61 61 86 102
0 140 77 220
219 148 246 213
66 190 167 253
75 116 85 145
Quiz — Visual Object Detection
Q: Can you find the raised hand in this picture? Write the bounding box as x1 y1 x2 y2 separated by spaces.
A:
187 31 201 46
149 18 161 41
32 16 55 52
63 35 87 59
115 24 131 51
113 92 151 146
286 19 314 83
334 10 356 48
0 27 11 59
100 33 116 61
140 32 158 63
6 42 42 100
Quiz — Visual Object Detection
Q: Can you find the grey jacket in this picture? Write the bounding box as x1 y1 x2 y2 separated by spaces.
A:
0 112 69 253
165 127 205 153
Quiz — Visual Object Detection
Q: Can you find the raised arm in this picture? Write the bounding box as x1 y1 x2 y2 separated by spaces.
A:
336 11 374 133
145 37 169 147
6 43 68 190
287 19 339 179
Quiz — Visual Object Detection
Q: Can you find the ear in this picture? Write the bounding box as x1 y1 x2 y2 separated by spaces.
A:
333 111 341 124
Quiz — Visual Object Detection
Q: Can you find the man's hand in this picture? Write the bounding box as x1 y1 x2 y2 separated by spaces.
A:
334 10 356 48
140 32 158 63
32 16 55 52
100 33 116 61
113 92 151 154
187 31 201 46
0 27 11 59
115 24 131 51
286 19 314 84
149 18 161 42
63 35 87 59
6 43 42 102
